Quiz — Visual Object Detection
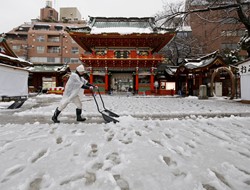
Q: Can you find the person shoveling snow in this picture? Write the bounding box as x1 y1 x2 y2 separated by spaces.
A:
52 64 98 123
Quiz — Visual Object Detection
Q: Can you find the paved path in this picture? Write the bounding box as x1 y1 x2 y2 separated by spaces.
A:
1 94 250 125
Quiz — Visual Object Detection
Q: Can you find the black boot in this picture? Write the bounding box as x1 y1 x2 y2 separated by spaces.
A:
76 108 86 122
52 107 61 123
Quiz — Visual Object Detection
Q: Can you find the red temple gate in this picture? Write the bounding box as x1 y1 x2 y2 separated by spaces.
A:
66 17 175 94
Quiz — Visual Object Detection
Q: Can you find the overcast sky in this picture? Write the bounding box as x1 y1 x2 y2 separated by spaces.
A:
0 0 183 34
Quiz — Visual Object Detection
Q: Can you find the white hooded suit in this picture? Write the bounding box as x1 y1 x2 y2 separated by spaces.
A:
52 64 95 123
58 72 89 111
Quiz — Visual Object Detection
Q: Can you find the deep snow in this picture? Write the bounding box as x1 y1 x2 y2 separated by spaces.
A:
0 94 250 190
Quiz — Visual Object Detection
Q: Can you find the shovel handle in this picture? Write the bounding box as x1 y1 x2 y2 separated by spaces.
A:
97 88 107 110
92 90 102 113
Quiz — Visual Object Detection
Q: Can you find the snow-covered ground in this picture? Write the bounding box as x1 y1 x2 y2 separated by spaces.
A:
0 94 250 190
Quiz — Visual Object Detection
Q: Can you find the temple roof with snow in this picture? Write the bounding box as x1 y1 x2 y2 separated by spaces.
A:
176 51 226 74
70 16 173 34
66 16 176 53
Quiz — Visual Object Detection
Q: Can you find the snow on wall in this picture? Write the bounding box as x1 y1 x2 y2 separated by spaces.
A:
0 64 29 97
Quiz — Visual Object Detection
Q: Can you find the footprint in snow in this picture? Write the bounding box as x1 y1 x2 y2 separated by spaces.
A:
56 137 63 144
1 164 25 183
30 149 48 163
162 156 177 167
88 144 98 157
164 133 173 139
120 138 133 144
184 141 196 149
91 162 104 171
60 172 96 186
85 172 96 185
202 184 217 190
113 174 130 190
106 152 121 165
150 139 163 147
135 131 141 136
28 177 43 190
106 132 115 142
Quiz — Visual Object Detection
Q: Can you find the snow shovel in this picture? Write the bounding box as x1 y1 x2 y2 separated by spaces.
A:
97 89 119 118
92 89 119 123
7 97 27 109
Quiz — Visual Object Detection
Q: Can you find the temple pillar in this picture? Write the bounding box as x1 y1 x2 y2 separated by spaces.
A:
150 67 155 92
89 67 93 84
199 73 202 86
105 67 108 92
135 67 139 93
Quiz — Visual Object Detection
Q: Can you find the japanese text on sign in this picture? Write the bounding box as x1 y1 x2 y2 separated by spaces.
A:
239 64 250 75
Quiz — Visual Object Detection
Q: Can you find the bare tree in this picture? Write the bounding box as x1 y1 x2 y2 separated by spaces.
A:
156 2 205 65
156 0 250 58
159 32 204 65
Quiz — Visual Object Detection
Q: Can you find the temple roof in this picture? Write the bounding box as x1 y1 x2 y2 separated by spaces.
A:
75 17 170 34
183 51 220 69
184 57 216 70
28 64 70 73
66 16 176 53
0 37 19 58
177 51 226 73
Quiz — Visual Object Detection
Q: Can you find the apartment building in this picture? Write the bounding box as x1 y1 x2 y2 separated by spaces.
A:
4 5 85 71
60 7 82 22
40 1 59 22
3 3 86 91
185 0 249 59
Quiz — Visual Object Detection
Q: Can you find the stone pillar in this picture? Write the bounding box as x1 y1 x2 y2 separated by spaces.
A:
198 85 208 99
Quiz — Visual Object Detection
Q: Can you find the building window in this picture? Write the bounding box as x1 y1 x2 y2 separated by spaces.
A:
37 46 45 53
71 58 80 63
37 35 45 42
221 30 227 36
221 43 238 50
237 30 247 37
33 25 50 31
48 35 60 42
221 18 238 24
221 30 245 37
63 57 70 63
12 45 21 52
55 26 63 31
71 47 79 54
47 57 55 63
49 10 53 17
227 31 237 36
47 46 60 53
